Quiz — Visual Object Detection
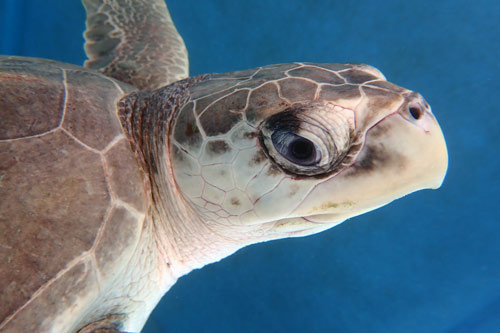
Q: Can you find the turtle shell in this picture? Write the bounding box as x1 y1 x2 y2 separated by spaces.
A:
0 57 148 331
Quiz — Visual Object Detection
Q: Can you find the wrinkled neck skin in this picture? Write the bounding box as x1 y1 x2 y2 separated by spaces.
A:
113 76 342 331
119 77 268 295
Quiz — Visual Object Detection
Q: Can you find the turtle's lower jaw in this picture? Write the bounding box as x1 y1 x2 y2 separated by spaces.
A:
289 97 448 225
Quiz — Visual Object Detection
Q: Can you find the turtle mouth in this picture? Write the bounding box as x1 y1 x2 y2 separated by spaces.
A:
300 202 382 224
302 213 348 223
265 215 345 238
271 199 394 237
264 213 348 238
278 96 448 235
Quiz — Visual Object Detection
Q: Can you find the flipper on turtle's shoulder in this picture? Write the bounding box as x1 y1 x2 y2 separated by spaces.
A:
82 0 189 90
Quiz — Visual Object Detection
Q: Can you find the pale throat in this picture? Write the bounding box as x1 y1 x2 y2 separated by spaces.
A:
149 147 257 282
118 81 269 284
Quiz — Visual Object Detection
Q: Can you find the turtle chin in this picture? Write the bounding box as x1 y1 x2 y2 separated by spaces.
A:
264 216 344 238
287 100 448 230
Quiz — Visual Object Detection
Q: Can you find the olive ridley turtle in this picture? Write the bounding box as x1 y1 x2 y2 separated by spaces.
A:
0 0 448 331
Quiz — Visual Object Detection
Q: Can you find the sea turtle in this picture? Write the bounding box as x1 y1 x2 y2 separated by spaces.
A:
0 0 448 332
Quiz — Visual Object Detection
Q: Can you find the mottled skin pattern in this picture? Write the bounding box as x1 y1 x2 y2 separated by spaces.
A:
83 0 188 89
0 0 448 332
165 62 447 240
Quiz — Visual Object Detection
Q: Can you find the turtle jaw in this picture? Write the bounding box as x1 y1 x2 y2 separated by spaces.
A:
287 101 448 227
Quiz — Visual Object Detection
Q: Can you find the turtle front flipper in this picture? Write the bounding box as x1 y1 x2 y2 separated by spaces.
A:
82 0 188 90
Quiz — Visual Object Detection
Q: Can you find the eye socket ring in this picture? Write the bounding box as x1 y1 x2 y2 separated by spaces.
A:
259 103 354 177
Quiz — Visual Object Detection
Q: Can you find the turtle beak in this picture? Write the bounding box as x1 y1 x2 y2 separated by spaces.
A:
290 94 448 223
381 95 449 190
393 96 449 190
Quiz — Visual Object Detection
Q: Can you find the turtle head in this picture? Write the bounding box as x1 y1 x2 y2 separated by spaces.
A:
169 62 447 249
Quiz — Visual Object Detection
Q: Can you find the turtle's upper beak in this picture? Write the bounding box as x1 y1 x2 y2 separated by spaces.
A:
290 93 448 223
382 93 449 190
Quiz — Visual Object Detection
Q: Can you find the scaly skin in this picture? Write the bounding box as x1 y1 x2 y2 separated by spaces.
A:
169 62 448 242
99 62 448 331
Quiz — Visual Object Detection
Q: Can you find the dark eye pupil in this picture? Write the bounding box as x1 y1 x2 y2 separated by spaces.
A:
270 131 320 166
290 139 314 160
409 107 422 120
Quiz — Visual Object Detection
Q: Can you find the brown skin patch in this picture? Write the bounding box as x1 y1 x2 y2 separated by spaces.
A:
362 85 401 99
278 78 317 103
246 82 287 125
195 89 229 115
266 164 282 176
367 120 392 139
206 140 232 155
346 140 407 178
171 144 185 163
338 69 379 84
223 90 249 113
288 66 345 84
352 144 386 173
317 201 355 210
198 90 248 136
199 104 243 137
319 84 361 101
185 122 199 137
250 151 267 166
288 184 300 198
78 313 126 333
366 80 407 94
174 102 203 150
243 131 258 139
230 197 241 206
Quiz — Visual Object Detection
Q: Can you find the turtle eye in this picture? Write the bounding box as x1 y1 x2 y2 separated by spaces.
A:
260 103 353 177
271 131 321 166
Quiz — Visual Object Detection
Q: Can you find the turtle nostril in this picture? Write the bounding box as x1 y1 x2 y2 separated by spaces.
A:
409 106 423 120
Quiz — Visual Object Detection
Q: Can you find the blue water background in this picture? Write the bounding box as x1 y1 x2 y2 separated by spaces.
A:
1 0 499 332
